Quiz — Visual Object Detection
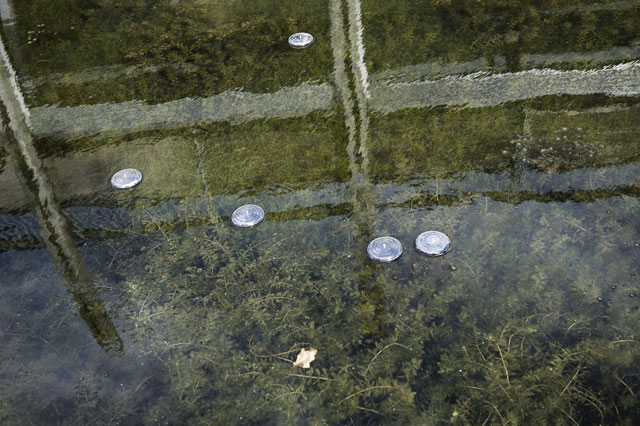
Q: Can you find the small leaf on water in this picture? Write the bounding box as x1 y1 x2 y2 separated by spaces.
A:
293 347 317 369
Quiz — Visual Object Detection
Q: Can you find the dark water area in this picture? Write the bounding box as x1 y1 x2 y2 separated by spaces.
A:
1 0 640 424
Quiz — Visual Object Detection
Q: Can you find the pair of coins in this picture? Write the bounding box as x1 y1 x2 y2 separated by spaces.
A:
367 231 451 262
111 171 266 229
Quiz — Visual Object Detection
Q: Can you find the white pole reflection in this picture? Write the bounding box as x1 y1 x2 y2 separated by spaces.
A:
0 33 122 355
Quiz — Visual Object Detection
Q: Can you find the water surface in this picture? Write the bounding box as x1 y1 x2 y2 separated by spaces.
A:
1 0 640 424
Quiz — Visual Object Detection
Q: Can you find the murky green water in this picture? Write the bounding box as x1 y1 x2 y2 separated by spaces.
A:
1 0 640 424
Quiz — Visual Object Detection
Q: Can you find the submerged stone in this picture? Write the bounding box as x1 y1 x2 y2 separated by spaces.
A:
415 231 451 256
231 204 265 227
111 168 142 189
367 237 403 262
288 32 314 49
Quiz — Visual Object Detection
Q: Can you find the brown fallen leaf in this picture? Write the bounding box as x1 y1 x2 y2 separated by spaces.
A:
293 347 317 369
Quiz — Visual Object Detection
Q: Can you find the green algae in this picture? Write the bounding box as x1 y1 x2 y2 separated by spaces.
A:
50 195 638 425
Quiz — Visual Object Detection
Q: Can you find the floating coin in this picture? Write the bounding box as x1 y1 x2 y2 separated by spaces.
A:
367 236 403 262
288 32 314 49
231 204 265 227
111 168 142 189
415 231 451 256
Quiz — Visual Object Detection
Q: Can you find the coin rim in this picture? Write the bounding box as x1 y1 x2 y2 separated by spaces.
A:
110 168 142 189
367 236 403 262
231 204 265 227
415 231 451 256
288 32 314 49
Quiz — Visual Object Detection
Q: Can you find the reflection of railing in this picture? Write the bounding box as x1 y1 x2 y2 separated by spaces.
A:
3 99 640 219
26 60 640 139
331 0 385 340
369 61 640 113
24 43 640 97
10 0 640 139
549 0 640 15
4 0 640 246
0 33 123 355
30 82 334 139
520 44 640 69
4 156 640 249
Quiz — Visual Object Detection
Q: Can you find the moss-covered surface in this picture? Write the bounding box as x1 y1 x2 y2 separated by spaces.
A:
9 0 334 107
364 0 640 73
8 0 640 108
368 106 522 181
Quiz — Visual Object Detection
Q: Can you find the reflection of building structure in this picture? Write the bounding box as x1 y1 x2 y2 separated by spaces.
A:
16 61 640 138
2 77 639 249
2 0 640 252
0 33 122 355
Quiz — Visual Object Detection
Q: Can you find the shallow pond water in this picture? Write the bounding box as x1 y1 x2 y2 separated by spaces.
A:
1 0 640 424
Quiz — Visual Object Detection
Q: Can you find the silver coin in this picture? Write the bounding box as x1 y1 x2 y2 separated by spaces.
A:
367 236 403 262
415 231 451 256
231 204 265 227
288 32 314 49
110 168 142 189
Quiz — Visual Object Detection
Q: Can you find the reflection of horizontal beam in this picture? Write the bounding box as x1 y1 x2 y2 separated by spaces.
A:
372 57 506 83
371 43 640 88
376 160 640 204
3 183 638 251
549 0 640 15
369 61 640 113
25 41 640 93
30 82 334 138
28 61 640 139
386 183 640 213
521 44 640 69
2 160 639 249
367 44 640 85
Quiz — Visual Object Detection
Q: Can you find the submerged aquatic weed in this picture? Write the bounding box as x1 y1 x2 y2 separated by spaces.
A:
80 194 640 424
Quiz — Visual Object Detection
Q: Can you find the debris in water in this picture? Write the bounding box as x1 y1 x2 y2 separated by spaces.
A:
294 347 317 369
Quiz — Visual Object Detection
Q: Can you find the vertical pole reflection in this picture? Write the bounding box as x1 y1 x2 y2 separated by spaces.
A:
345 0 371 176
506 107 533 202
0 34 123 355
330 0 384 340
329 0 359 181
193 138 220 223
